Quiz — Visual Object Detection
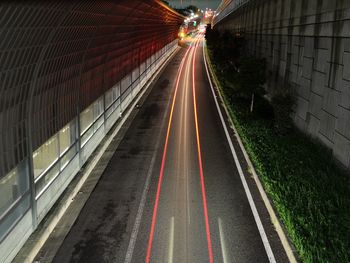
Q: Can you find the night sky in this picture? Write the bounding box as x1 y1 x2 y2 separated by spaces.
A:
167 0 221 9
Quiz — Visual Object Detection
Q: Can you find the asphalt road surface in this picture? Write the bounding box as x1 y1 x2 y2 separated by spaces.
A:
51 34 289 263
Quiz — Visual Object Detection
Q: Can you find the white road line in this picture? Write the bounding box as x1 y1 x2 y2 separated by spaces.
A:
124 48 184 263
184 45 195 225
218 218 229 263
202 42 277 263
168 217 175 263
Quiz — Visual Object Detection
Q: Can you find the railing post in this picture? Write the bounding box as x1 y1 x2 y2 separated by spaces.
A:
26 118 38 230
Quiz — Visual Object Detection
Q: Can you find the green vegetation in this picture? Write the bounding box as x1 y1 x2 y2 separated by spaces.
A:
205 29 350 263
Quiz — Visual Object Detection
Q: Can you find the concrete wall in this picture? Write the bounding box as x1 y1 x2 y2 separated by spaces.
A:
214 0 350 169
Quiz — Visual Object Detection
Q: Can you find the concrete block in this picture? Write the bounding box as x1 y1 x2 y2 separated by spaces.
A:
288 64 298 83
330 64 344 91
319 110 336 142
322 87 340 116
302 57 313 79
319 10 335 24
292 25 301 36
318 131 335 149
333 132 350 167
311 71 326 95
281 25 289 35
333 38 345 64
341 20 350 38
279 60 287 77
319 22 333 37
343 52 350 81
316 37 332 50
344 38 350 52
336 106 350 140
296 77 311 100
315 48 330 73
305 1 318 15
304 37 314 57
343 4 350 13
304 23 316 36
273 49 280 67
309 92 323 119
297 66 303 83
299 45 304 64
339 79 350 109
293 0 302 17
292 45 300 65
280 43 287 61
307 113 321 135
295 97 309 120
295 114 307 131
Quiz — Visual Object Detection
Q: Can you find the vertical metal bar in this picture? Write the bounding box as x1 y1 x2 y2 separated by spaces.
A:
76 107 82 169
26 117 37 228
26 3 77 229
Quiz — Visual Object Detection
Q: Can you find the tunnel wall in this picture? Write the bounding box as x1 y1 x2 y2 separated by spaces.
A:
214 0 350 169
0 1 182 262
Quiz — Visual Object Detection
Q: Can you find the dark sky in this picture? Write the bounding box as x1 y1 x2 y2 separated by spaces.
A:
167 0 221 9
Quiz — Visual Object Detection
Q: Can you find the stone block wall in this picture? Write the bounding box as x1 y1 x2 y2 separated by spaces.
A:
215 0 350 169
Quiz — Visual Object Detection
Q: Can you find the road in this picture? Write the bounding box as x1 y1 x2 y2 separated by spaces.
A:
50 34 289 263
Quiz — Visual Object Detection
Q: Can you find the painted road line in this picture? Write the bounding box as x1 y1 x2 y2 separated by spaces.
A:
192 36 214 263
168 217 175 263
218 218 229 263
202 41 277 263
145 45 193 263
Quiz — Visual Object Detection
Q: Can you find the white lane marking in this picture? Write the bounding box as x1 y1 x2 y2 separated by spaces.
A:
202 43 277 263
218 218 229 263
168 217 175 263
203 43 297 263
124 48 184 263
184 45 195 225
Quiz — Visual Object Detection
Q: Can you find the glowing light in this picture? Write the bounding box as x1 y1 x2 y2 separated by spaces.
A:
145 46 193 263
179 32 186 38
192 37 214 263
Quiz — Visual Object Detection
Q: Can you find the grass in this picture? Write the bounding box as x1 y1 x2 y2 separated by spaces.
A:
206 47 350 263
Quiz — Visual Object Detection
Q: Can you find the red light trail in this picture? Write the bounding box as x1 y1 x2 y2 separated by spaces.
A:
145 44 193 263
191 35 214 263
146 35 213 263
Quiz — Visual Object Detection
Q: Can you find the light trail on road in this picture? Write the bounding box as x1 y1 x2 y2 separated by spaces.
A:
191 35 213 263
145 42 195 263
52 33 290 263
